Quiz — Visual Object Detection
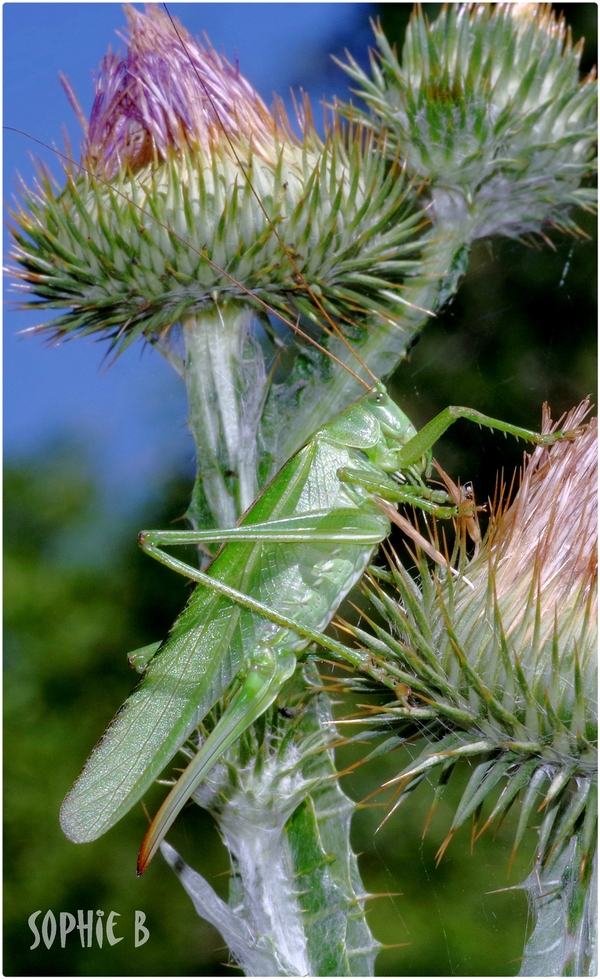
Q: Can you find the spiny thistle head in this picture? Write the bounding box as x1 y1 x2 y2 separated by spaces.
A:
8 4 429 356
344 404 596 868
340 3 597 239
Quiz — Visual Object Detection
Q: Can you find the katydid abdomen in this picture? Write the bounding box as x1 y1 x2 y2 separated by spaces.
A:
59 398 395 846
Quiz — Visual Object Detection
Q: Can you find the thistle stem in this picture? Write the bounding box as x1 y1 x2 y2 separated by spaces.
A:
183 305 268 530
520 831 598 977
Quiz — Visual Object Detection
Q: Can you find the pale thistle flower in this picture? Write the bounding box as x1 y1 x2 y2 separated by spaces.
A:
343 403 596 859
482 402 596 681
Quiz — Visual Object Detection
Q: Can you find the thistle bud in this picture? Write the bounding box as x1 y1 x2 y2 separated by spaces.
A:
341 4 597 239
8 4 425 355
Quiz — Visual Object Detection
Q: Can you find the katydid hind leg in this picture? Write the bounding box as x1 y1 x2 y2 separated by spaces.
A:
138 509 388 551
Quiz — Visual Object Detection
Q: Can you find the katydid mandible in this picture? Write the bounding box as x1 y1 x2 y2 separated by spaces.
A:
59 386 574 873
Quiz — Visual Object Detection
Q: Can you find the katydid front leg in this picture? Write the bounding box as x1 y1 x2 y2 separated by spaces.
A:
337 468 459 519
396 405 578 469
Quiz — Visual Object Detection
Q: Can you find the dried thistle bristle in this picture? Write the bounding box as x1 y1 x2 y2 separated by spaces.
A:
481 401 597 655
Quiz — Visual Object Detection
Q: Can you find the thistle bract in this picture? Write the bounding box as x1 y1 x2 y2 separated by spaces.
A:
9 137 425 355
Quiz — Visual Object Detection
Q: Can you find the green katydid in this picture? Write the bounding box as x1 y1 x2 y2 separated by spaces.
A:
59 387 575 873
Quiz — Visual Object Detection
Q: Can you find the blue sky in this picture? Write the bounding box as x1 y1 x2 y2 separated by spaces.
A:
4 2 374 507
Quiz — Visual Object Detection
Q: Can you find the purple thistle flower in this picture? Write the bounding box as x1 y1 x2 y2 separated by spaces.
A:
61 4 287 178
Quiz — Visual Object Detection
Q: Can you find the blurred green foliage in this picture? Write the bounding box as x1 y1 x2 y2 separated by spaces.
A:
4 447 231 976
4 4 596 976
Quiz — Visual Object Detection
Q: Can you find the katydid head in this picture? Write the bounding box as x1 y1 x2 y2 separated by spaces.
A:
362 386 430 476
365 387 415 442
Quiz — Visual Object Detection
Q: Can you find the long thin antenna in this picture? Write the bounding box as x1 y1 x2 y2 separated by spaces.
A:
5 126 370 390
162 2 377 383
